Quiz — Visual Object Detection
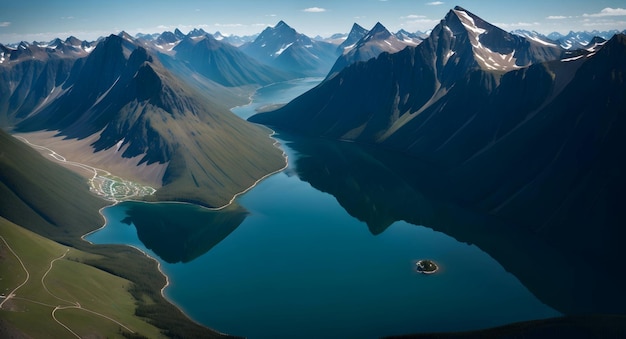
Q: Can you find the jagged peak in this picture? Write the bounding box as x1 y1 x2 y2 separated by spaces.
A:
362 22 392 42
188 28 207 37
174 28 185 38
128 45 153 66
118 31 136 42
350 23 367 33
65 36 81 45
276 20 290 28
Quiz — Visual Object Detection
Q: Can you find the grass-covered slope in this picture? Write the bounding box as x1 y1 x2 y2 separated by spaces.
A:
0 216 165 338
0 129 229 338
0 128 108 244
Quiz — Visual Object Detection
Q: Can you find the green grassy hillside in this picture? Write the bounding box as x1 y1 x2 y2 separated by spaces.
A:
0 216 165 338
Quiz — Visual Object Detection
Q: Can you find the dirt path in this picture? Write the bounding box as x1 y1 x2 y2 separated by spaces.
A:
1 235 136 336
0 236 30 309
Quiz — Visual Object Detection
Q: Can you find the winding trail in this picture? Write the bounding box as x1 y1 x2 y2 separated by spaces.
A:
0 235 136 336
0 236 30 309
41 249 78 306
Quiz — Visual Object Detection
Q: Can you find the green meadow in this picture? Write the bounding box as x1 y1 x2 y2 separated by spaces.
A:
0 217 165 338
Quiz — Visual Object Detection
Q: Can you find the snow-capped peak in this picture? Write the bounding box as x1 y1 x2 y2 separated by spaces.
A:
449 7 523 71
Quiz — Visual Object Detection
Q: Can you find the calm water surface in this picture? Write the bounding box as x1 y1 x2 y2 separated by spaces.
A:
87 78 560 338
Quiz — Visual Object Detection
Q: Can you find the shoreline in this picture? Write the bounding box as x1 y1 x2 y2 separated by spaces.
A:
14 81 297 336
76 129 288 336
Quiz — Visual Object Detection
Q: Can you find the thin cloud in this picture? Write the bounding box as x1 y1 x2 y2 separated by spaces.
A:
426 1 444 5
494 22 540 29
546 15 567 20
0 21 11 27
403 14 427 19
303 7 327 13
583 8 626 17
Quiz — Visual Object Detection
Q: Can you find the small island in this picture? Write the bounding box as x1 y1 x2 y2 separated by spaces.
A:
416 260 439 274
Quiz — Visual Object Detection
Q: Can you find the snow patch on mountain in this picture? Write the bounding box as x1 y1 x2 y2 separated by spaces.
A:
454 8 521 71
274 42 294 56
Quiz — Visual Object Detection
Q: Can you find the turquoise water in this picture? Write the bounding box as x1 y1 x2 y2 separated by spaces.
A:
86 78 561 338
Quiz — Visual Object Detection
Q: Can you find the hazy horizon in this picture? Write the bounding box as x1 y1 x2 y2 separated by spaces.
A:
1 1 626 44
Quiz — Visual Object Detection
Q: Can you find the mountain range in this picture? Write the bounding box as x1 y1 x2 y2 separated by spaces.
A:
240 20 339 77
249 6 626 284
2 33 285 207
514 28 626 50
327 22 415 78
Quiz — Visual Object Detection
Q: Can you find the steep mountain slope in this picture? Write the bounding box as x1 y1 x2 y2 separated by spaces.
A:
250 7 626 283
240 21 338 77
13 34 285 207
0 40 89 127
327 22 410 77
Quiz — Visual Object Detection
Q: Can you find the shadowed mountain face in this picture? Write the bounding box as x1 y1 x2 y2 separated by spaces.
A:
250 6 626 310
11 34 285 207
0 40 90 127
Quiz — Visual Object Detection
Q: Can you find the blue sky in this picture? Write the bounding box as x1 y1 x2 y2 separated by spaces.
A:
1 0 626 43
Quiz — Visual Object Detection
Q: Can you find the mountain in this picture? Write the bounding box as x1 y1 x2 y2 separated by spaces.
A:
394 29 424 46
240 20 338 77
510 29 560 48
327 22 411 77
162 34 290 87
522 29 623 50
9 33 285 208
0 39 90 126
557 30 623 49
214 32 259 47
252 6 570 136
336 23 369 54
250 7 626 276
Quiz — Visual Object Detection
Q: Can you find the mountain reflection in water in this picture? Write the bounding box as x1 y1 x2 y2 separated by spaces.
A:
281 132 626 316
119 201 247 263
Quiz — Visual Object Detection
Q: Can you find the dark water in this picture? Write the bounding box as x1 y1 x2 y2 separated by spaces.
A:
86 78 563 338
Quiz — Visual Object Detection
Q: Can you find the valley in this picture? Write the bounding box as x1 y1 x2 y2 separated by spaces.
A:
2 3 626 338
14 135 156 202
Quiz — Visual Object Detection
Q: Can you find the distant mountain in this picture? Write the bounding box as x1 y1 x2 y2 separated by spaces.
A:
394 29 424 46
510 29 560 48
240 21 338 77
336 23 368 54
327 22 411 77
8 33 284 207
164 34 290 87
0 39 91 126
213 31 259 47
517 29 623 49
